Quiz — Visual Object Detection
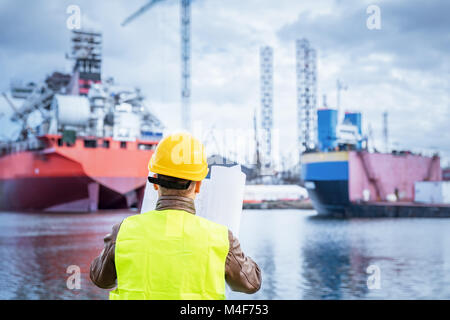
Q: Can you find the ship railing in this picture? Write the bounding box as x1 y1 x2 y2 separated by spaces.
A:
0 139 46 157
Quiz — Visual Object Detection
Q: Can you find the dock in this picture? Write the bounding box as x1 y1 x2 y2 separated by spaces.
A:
328 202 450 218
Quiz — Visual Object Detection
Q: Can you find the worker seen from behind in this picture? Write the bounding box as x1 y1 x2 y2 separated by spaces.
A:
90 132 261 299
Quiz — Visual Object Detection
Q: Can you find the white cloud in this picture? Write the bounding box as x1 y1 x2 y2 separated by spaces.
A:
0 0 449 166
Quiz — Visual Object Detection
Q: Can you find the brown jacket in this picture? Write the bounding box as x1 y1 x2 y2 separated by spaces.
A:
90 195 262 294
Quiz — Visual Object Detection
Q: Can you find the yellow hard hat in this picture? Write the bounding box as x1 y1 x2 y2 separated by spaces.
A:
148 132 209 181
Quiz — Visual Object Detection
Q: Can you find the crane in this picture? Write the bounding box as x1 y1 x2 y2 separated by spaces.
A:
122 0 192 131
1 92 37 139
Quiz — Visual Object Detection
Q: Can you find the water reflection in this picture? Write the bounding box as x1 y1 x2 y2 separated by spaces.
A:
229 211 450 300
301 219 352 299
257 242 276 300
1 210 450 299
0 212 129 300
300 219 374 299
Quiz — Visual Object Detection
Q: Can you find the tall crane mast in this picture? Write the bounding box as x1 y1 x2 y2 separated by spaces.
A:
260 46 274 169
122 0 192 131
296 38 317 157
180 0 191 131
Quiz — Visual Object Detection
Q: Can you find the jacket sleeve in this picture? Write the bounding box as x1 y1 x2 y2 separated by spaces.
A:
89 222 122 289
225 230 262 294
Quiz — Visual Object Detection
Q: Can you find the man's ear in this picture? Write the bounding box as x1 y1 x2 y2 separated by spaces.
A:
194 181 202 194
152 173 159 190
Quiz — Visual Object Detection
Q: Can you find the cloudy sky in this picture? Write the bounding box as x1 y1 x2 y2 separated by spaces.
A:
0 0 449 166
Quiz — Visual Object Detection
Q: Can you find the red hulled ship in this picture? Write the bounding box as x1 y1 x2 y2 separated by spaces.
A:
0 30 163 212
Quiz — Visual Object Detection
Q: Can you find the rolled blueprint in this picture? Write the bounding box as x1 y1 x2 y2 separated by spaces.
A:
195 165 246 236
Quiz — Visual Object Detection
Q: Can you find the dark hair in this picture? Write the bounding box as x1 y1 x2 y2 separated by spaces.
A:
157 174 194 195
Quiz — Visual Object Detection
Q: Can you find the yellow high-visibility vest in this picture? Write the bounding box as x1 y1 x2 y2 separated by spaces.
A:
109 209 229 300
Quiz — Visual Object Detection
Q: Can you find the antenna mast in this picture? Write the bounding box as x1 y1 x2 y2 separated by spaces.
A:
383 111 389 153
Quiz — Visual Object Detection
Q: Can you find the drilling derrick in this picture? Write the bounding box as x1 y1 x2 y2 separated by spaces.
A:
296 39 317 160
260 46 274 170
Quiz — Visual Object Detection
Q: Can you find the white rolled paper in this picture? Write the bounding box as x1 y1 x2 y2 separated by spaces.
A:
195 165 246 236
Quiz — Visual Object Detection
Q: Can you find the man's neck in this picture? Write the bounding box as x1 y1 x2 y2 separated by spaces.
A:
155 195 196 214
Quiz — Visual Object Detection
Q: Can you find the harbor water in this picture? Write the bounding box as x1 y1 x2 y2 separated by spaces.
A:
1 209 450 300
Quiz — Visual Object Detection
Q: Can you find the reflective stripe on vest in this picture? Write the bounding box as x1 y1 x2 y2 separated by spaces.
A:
109 209 229 300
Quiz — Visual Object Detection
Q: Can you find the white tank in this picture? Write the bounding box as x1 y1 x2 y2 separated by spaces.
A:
52 95 91 126
113 107 141 141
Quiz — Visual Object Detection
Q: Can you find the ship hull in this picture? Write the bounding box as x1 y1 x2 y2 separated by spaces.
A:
301 151 450 218
301 152 350 216
0 177 145 211
0 135 155 212
306 180 349 215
